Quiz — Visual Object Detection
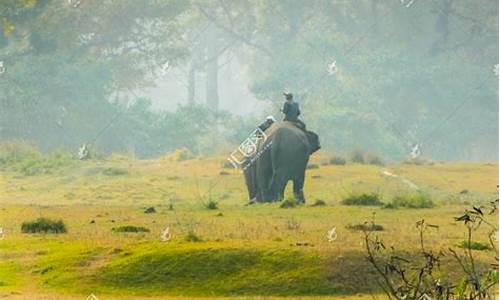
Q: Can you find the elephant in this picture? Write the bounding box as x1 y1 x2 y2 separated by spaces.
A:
243 121 320 203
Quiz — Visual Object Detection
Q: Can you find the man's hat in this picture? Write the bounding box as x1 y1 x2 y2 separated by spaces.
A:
283 92 293 100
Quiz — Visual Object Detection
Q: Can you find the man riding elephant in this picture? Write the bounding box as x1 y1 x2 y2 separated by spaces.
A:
244 97 320 204
282 92 306 130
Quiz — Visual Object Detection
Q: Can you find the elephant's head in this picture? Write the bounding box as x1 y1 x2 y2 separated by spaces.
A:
306 131 321 155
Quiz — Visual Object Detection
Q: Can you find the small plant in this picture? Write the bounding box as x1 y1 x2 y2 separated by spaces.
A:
384 193 435 209
341 193 383 206
204 199 219 210
112 225 150 233
350 149 365 164
280 197 300 208
185 230 202 242
102 167 128 176
21 218 67 234
346 223 384 231
457 240 491 251
285 217 301 230
365 153 384 166
329 155 346 165
168 148 194 161
363 200 499 300
311 199 326 207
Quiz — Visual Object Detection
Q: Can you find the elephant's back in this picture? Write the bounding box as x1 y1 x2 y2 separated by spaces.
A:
263 122 309 161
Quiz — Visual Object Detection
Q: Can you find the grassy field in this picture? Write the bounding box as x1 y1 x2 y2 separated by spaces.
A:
0 153 498 299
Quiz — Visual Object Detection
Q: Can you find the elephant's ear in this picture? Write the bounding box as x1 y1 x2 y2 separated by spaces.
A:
306 131 321 154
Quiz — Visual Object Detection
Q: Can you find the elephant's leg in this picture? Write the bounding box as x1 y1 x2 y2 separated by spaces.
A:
293 173 306 204
273 175 288 201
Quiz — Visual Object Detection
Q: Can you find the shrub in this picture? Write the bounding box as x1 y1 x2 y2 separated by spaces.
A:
457 240 491 251
346 223 384 231
185 231 202 242
112 226 150 233
168 148 194 161
280 198 300 208
21 218 67 234
204 199 219 210
306 163 319 169
329 155 346 165
350 149 365 164
341 193 383 206
365 154 384 166
384 193 435 209
0 141 73 175
403 157 433 165
102 167 128 176
311 199 326 207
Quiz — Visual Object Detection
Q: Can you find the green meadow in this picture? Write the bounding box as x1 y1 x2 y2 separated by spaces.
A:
0 154 498 299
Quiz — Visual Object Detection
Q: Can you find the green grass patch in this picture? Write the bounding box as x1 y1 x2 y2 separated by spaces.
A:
384 193 435 209
280 198 300 208
457 240 491 251
346 223 384 231
94 246 340 296
112 225 150 233
102 167 129 176
203 199 219 210
21 218 67 234
341 193 383 206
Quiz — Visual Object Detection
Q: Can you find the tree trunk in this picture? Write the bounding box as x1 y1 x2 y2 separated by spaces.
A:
205 28 219 112
187 61 196 104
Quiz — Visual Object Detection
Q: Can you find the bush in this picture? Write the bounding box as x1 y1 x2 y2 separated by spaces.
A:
384 193 435 209
21 218 67 234
346 223 384 231
365 154 384 166
403 157 433 165
341 193 383 206
311 199 326 207
0 141 73 175
306 163 319 169
329 155 346 165
102 167 129 176
457 240 491 251
204 199 219 210
168 148 194 161
112 226 150 233
185 231 202 242
280 198 300 208
350 149 365 164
